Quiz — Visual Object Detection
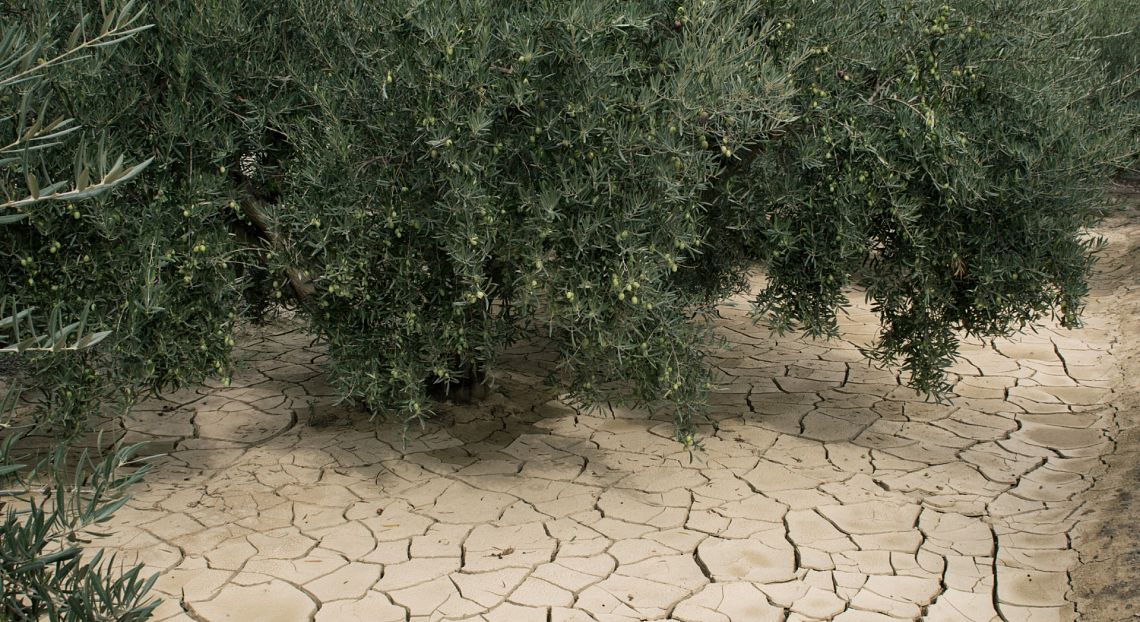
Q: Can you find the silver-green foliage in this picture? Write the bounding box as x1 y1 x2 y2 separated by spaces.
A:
269 0 805 435
1 2 158 619
2 0 245 430
1086 0 1138 173
0 437 158 622
749 0 1127 394
1 0 1131 443
265 0 1127 434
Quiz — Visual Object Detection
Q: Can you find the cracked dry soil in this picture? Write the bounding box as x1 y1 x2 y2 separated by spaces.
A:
1070 185 1140 622
79 192 1137 622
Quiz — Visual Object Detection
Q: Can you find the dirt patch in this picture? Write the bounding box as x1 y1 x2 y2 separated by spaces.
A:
1071 182 1140 621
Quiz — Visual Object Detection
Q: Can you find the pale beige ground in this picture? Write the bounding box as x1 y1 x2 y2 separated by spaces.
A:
88 201 1138 622
1069 187 1140 622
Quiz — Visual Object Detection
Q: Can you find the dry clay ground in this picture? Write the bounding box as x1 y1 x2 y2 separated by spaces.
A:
83 192 1138 622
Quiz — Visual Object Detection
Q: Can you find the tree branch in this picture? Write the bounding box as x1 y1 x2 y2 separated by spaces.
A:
238 194 317 300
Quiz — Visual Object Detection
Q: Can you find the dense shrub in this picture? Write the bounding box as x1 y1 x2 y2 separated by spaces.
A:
2 2 158 617
746 0 1127 393
2 0 261 431
2 0 1130 441
0 437 158 622
1086 0 1138 174
266 1 808 433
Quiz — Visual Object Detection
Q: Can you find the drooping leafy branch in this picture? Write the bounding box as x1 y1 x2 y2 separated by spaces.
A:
1 2 159 618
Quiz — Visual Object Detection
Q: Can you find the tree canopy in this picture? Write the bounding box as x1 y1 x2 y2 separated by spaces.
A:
2 0 1131 441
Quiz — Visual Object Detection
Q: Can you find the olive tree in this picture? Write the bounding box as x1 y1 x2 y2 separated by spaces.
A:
1 2 159 618
2 0 1128 444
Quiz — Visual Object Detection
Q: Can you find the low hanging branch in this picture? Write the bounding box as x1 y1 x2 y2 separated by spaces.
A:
237 193 317 300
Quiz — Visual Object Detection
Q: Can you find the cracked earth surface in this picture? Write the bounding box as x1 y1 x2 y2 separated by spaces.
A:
88 200 1138 622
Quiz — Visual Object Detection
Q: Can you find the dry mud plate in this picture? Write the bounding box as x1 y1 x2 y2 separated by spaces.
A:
94 199 1139 622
